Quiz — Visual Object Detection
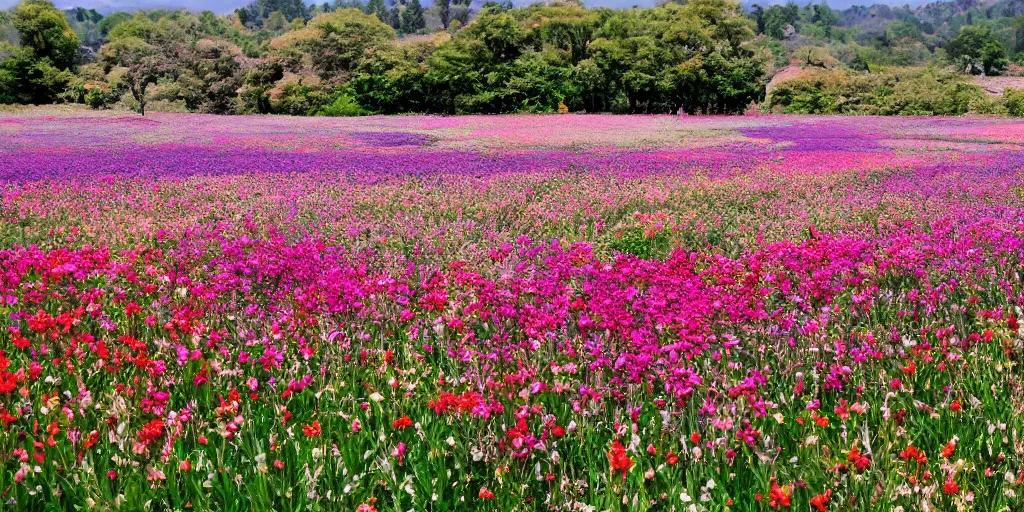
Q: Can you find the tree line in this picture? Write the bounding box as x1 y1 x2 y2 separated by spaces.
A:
0 0 773 115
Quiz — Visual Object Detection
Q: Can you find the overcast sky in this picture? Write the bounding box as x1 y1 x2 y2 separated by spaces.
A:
0 0 930 15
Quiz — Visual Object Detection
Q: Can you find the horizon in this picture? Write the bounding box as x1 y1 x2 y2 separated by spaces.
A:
0 0 933 15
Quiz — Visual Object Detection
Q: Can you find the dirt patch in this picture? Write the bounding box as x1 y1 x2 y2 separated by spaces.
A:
971 76 1024 96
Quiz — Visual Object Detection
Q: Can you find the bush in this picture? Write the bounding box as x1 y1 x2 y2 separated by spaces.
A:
315 88 367 116
84 86 118 109
769 68 985 116
1005 88 1024 117
272 83 333 116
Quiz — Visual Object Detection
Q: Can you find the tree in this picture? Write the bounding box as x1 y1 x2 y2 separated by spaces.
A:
177 39 244 114
241 0 310 28
101 37 168 115
1015 16 1024 53
748 4 765 34
947 25 1007 75
0 0 79 104
434 0 453 29
12 0 80 69
762 4 797 40
266 11 288 33
367 0 389 24
400 0 426 34
270 9 395 83
388 6 401 30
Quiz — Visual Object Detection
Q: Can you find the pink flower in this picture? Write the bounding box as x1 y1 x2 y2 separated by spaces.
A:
391 442 407 465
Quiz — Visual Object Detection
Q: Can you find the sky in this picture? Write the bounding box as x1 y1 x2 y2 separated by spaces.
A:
0 0 930 15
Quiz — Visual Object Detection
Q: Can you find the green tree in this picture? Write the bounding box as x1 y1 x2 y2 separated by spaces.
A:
272 9 395 83
177 39 244 113
265 11 288 33
12 0 80 69
367 0 389 24
400 0 426 34
748 4 765 34
762 4 797 40
0 0 79 104
947 25 1007 75
100 37 168 115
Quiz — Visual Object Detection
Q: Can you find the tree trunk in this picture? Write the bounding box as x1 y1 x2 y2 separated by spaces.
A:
134 84 146 116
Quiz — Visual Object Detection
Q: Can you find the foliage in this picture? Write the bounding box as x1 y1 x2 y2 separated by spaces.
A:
12 0 1024 117
1004 87 1024 116
99 36 169 115
0 0 78 104
769 67 986 115
12 0 79 70
607 226 672 260
315 86 366 115
946 25 1008 75
272 82 333 115
433 0 471 30
400 0 426 34
271 9 395 84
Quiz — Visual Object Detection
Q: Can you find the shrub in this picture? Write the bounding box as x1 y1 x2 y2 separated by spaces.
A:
769 67 985 116
316 88 367 116
272 83 333 116
1005 88 1024 117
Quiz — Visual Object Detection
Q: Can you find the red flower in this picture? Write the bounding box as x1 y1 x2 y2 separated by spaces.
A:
899 445 927 465
392 416 413 429
666 451 679 465
107 470 118 480
848 445 870 471
942 440 956 458
138 419 164 445
943 476 959 495
0 372 17 395
84 430 99 449
11 334 30 350
478 487 495 499
767 481 791 508
689 432 701 444
0 408 16 427
302 420 322 437
356 505 377 512
607 440 633 479
27 310 55 334
949 400 962 412
810 490 832 512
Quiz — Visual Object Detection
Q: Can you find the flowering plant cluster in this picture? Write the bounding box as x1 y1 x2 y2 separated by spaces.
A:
2 112 1024 511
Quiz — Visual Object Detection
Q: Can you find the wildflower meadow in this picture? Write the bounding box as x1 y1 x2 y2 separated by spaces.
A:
2 111 1024 511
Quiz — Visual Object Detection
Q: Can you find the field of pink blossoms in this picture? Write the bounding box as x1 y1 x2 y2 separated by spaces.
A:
3 110 1024 511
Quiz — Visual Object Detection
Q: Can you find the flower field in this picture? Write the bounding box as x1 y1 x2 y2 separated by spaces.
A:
3 111 1024 511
